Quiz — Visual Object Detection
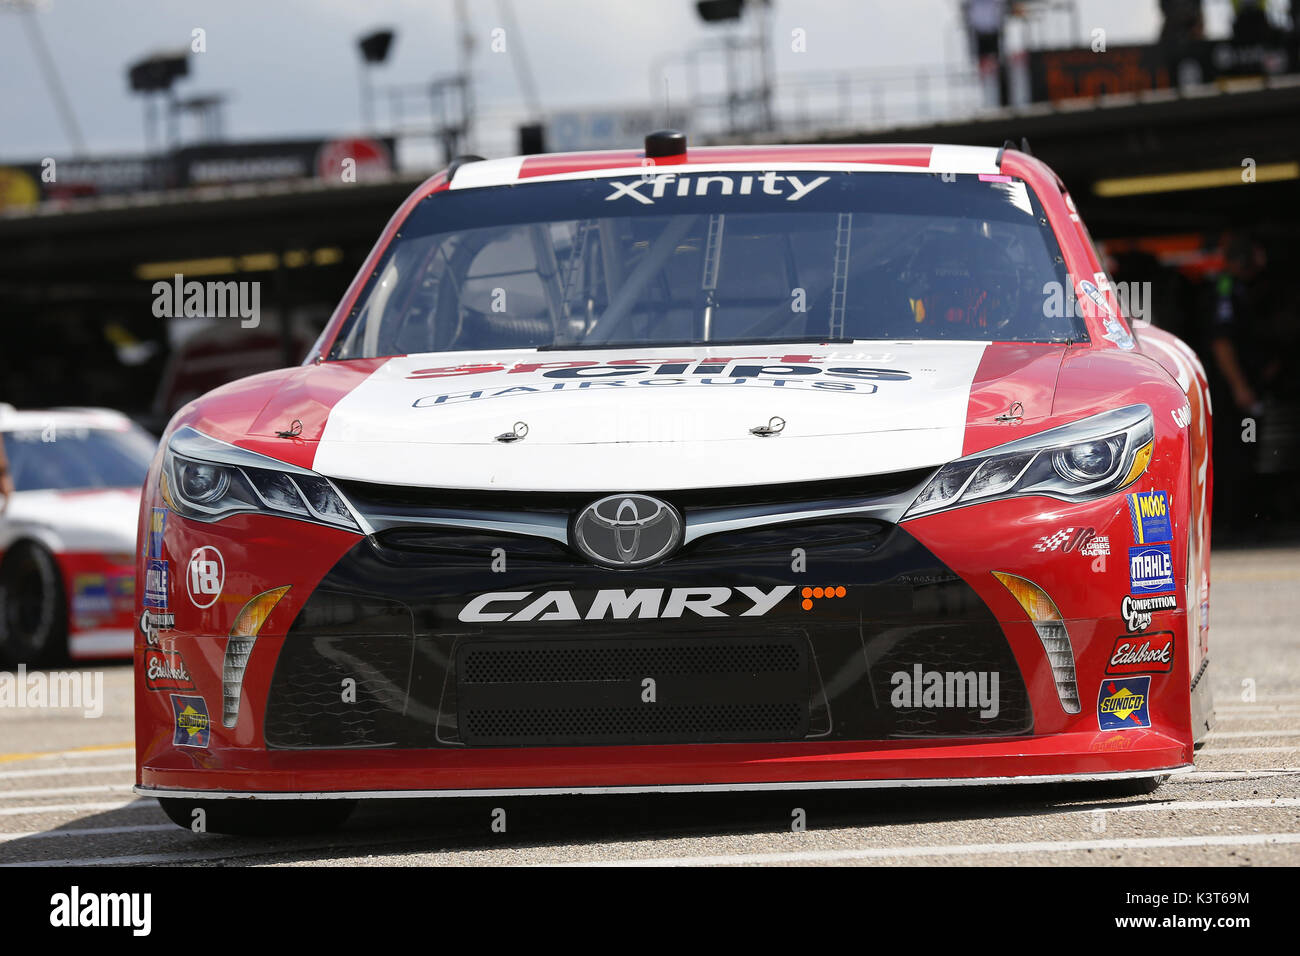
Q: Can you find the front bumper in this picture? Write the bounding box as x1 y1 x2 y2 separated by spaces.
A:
135 477 1195 795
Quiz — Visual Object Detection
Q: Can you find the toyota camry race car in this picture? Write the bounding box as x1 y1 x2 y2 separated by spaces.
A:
134 135 1213 834
1 406 156 663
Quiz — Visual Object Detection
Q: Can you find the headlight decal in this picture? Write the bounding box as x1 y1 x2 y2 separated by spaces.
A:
903 404 1154 519
993 572 1081 714
161 427 360 531
223 585 291 728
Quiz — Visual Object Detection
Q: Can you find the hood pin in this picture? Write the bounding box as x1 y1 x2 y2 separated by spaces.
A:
495 421 529 443
750 416 786 437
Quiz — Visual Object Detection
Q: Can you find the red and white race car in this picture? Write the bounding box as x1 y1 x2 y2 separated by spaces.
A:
1 406 156 663
133 136 1213 834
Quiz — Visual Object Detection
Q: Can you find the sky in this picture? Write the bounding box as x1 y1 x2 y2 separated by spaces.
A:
0 0 1208 165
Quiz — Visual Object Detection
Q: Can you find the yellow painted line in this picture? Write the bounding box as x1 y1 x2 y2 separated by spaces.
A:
0 742 133 765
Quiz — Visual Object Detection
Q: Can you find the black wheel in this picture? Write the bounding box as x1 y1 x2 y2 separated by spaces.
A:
1103 774 1169 797
0 540 68 666
157 797 357 835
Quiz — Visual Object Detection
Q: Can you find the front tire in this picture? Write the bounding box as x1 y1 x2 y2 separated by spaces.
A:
157 797 357 835
0 541 67 666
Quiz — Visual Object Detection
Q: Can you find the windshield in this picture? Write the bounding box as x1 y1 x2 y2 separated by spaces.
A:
2 425 156 492
330 170 1082 360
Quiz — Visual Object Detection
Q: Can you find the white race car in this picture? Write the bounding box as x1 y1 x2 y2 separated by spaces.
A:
0 405 156 663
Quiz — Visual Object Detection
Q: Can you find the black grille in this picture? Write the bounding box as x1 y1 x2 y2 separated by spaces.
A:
869 626 1033 737
456 637 811 746
264 515 1034 750
461 641 802 683
337 470 930 518
464 703 805 745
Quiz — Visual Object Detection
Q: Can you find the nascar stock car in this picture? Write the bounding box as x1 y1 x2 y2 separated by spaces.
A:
134 133 1213 834
1 406 156 663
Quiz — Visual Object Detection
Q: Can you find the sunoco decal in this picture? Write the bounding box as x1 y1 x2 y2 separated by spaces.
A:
170 694 210 748
1097 676 1151 731
1107 632 1175 675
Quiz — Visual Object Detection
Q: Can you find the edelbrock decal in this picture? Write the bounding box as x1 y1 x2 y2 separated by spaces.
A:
144 649 195 691
1107 632 1175 675
459 586 796 623
605 172 830 205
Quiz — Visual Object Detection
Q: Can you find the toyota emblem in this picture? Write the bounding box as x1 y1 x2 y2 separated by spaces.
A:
572 494 683 568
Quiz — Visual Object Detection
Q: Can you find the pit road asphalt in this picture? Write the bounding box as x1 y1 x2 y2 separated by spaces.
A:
1 547 1297 867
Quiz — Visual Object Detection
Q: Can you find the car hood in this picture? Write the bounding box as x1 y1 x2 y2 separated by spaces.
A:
1 488 140 553
272 342 1062 491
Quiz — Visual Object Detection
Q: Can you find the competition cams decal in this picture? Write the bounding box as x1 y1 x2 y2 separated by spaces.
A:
1121 593 1177 632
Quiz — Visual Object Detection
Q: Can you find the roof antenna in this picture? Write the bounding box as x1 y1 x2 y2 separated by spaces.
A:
1020 137 1033 156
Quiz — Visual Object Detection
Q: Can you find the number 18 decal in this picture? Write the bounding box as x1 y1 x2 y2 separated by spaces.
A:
187 546 225 608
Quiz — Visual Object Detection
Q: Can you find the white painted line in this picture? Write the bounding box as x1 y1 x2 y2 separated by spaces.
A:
0 824 172 843
0 763 134 780
1215 707 1300 716
1098 797 1300 813
21 747 133 763
1180 768 1300 781
552 832 1300 867
2 839 351 868
1196 746 1300 755
0 783 133 801
1207 729 1300 739
0 800 150 818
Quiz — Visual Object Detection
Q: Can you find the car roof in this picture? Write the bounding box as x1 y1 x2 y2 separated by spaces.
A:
447 143 1006 191
0 405 134 432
